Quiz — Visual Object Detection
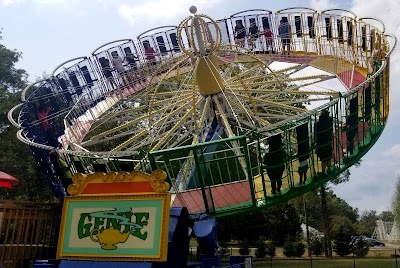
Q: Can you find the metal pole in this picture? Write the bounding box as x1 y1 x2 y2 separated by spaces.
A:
396 249 398 268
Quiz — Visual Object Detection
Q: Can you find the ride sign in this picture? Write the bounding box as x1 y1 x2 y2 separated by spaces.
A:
57 170 170 262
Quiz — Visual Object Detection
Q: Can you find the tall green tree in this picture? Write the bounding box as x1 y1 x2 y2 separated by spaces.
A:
356 210 378 236
0 31 54 201
379 211 394 222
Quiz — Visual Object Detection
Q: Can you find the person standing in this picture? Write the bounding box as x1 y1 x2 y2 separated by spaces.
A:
278 19 291 55
264 134 286 195
315 110 333 174
248 18 259 50
111 51 128 85
296 122 310 185
234 20 246 47
143 42 157 66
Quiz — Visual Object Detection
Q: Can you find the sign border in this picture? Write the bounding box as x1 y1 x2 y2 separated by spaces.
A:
56 193 170 262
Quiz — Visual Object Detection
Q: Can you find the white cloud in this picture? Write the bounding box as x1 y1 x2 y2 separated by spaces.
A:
383 144 400 158
1 0 23 6
118 0 221 26
34 0 66 4
310 0 337 11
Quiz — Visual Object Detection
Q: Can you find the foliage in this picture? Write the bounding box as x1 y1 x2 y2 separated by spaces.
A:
239 239 251 255
255 236 267 258
218 203 301 245
265 240 276 257
351 237 370 257
331 215 355 256
266 203 302 245
0 31 54 201
283 238 305 257
356 210 378 236
379 211 394 222
309 234 324 256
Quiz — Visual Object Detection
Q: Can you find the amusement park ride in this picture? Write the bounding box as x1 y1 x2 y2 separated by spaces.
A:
8 5 396 268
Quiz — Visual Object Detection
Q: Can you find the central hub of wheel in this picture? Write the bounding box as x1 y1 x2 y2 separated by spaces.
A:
177 6 224 96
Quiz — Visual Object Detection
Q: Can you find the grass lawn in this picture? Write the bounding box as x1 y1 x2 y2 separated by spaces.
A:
252 258 399 268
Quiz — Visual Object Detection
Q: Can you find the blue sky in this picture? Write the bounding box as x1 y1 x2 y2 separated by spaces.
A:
1 0 399 214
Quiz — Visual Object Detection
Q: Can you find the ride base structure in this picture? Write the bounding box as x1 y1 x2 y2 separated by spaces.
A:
8 6 395 267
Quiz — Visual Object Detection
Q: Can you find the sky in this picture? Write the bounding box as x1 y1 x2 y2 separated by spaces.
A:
1 0 400 214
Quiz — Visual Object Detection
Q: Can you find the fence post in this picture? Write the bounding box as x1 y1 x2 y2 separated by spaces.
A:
395 249 398 268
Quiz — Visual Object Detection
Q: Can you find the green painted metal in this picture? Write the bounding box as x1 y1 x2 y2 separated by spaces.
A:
146 60 391 217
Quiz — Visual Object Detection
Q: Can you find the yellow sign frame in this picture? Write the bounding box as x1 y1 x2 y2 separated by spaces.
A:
57 170 171 262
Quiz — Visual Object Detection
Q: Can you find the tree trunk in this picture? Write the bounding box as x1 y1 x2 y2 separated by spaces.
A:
320 184 332 257
303 195 312 257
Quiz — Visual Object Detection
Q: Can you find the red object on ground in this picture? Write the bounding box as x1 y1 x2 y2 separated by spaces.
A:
0 171 19 189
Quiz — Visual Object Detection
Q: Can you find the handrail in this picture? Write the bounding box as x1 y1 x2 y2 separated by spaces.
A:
137 25 177 39
276 7 318 13
385 34 398 57
51 56 87 76
321 8 357 18
359 17 386 33
91 39 134 55
21 79 47 102
7 103 23 128
230 9 273 17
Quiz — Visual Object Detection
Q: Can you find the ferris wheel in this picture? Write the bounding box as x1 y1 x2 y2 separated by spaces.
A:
9 6 395 215
78 11 338 158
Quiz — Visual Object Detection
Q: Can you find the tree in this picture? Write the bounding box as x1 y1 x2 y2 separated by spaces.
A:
291 187 360 257
318 160 361 257
331 215 356 256
265 203 302 245
218 203 302 246
356 210 378 236
309 234 324 256
379 211 394 222
218 210 268 244
0 31 54 201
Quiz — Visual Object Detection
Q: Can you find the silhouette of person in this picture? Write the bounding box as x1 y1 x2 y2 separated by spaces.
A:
296 122 310 185
346 97 359 155
264 134 286 195
37 105 56 146
248 18 259 50
99 57 116 89
234 20 246 47
315 110 333 174
278 18 291 55
143 41 157 66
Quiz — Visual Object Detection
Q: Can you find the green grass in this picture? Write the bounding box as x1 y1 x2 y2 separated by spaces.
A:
252 258 398 268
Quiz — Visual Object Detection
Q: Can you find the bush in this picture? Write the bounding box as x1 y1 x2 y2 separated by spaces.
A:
333 236 352 256
295 241 305 257
283 239 305 257
239 239 251 255
351 238 370 257
265 240 276 257
310 235 324 256
255 237 267 258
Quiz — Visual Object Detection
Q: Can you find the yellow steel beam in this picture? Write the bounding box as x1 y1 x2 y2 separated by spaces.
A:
227 92 307 113
150 108 195 152
228 88 340 96
90 96 192 140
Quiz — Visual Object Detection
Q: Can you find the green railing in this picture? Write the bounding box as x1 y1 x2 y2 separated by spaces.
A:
146 60 390 217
